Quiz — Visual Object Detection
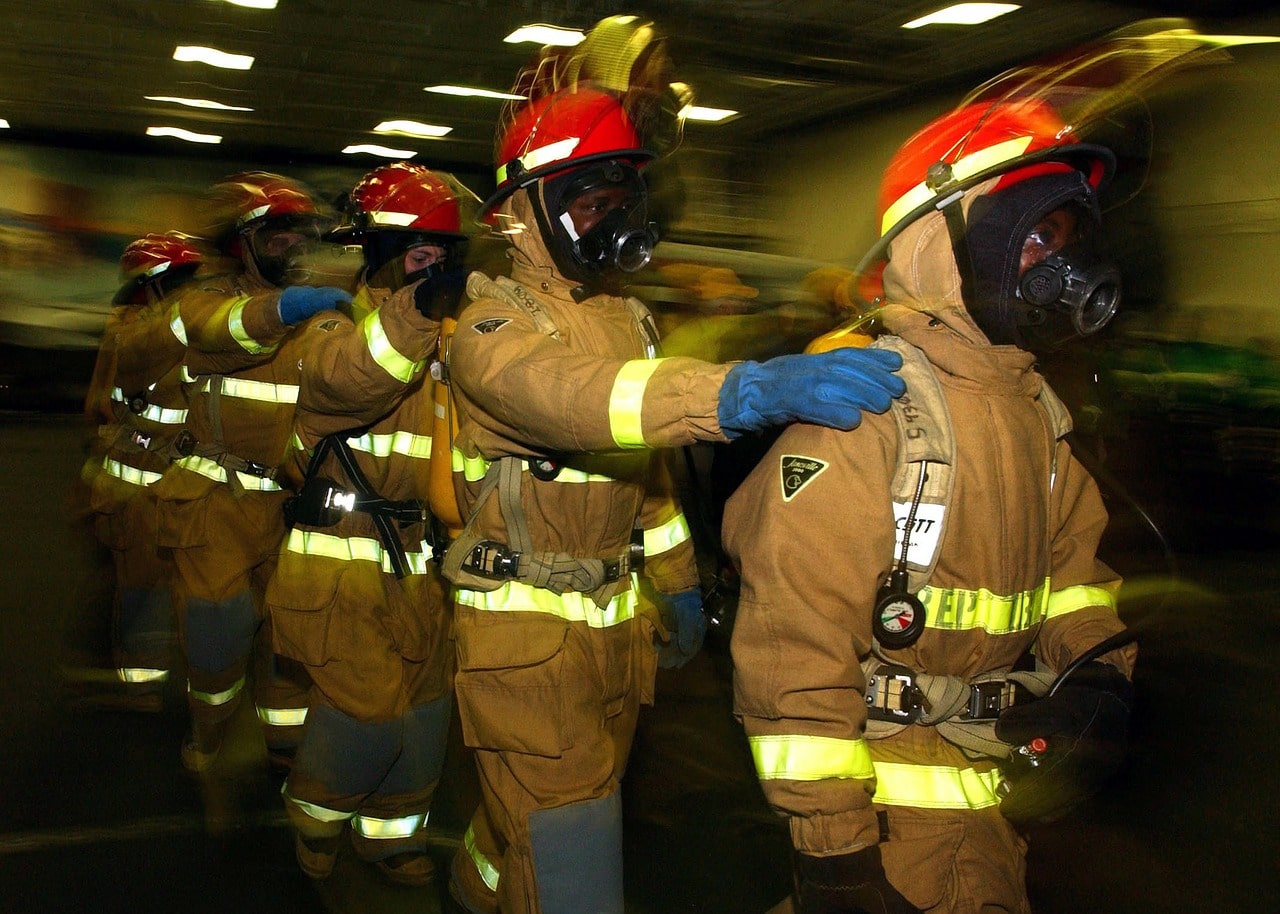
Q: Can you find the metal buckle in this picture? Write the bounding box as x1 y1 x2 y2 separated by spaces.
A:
131 430 153 450
465 541 520 579
963 680 1017 720
865 664 922 724
172 429 196 457
241 460 271 478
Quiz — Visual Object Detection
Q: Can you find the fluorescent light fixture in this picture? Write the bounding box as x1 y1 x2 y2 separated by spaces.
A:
503 24 585 47
903 3 1020 29
679 104 737 123
220 0 278 8
343 144 417 158
1197 33 1280 47
425 84 525 101
0 119 9 129
373 119 453 139
173 45 255 70
147 126 223 144
146 95 254 112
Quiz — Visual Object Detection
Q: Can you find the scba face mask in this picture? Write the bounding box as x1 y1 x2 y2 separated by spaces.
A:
1017 240 1121 344
542 161 659 293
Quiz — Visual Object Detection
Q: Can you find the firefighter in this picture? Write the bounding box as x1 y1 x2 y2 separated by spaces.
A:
148 172 352 775
725 95 1138 914
76 232 205 710
441 82 907 914
266 162 469 886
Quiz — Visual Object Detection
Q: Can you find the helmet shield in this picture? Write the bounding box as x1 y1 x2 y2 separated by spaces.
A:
245 213 325 287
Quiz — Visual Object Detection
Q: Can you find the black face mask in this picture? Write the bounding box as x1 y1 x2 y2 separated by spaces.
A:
1016 241 1121 347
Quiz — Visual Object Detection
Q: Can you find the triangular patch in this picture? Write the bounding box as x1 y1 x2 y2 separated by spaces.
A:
472 318 512 334
779 454 828 503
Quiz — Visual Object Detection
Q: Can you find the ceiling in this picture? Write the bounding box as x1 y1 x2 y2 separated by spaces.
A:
3 0 1277 192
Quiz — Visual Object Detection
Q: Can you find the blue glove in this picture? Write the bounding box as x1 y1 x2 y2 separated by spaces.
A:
717 348 906 439
277 285 353 325
655 588 707 669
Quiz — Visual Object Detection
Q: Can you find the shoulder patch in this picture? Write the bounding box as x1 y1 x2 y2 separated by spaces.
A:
779 454 829 502
472 318 512 335
316 318 341 332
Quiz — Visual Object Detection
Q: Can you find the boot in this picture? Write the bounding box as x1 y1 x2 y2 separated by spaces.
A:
296 831 341 880
374 851 437 887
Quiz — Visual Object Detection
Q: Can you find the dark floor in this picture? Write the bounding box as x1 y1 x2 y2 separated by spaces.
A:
1 412 1277 913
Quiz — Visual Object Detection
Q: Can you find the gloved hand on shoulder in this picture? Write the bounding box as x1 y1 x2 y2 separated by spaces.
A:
995 661 1135 826
411 265 468 322
717 348 905 439
278 285 353 325
654 588 707 669
792 845 922 914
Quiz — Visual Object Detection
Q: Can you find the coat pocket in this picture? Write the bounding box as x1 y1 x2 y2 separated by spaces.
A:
454 610 572 757
264 549 343 666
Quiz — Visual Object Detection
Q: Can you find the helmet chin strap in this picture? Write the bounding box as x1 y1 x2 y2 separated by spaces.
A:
927 162 979 314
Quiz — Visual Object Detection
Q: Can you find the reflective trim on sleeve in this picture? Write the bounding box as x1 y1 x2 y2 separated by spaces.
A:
111 386 128 404
218 375 299 404
169 302 188 345
103 456 163 487
138 403 188 425
346 430 433 460
870 761 1003 810
453 447 491 482
283 785 356 824
175 455 283 492
454 578 638 628
285 528 433 576
748 734 876 782
188 675 245 707
644 512 691 557
256 704 308 727
1046 584 1116 618
464 822 501 892
363 309 425 384
918 578 1051 635
118 667 169 684
228 296 278 355
354 813 426 840
608 358 664 449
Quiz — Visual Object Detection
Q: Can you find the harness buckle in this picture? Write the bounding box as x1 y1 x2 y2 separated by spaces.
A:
866 664 922 724
601 555 628 583
172 429 196 457
463 540 521 579
131 430 153 451
241 460 273 479
963 680 1020 720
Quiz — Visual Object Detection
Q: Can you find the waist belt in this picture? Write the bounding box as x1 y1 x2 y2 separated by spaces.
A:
862 660 1055 760
455 537 640 595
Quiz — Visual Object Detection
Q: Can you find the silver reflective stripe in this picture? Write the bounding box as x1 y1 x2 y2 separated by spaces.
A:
286 529 433 576
354 812 426 839
346 430 432 460
117 668 169 684
169 302 188 345
283 784 355 824
110 386 127 404
176 455 282 491
644 513 691 557
228 296 278 355
256 704 308 727
103 456 163 487
139 403 188 425
219 375 299 403
464 823 501 892
187 675 244 707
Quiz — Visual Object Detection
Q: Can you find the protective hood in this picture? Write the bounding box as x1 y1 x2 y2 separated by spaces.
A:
501 188 590 302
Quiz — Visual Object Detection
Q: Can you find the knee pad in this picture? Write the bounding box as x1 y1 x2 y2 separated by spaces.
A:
293 703 400 796
528 792 623 914
118 586 173 655
380 695 452 796
183 591 256 674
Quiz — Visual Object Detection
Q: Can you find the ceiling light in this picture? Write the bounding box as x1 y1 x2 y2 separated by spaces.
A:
146 95 254 112
425 85 525 101
903 3 1020 29
343 144 417 158
373 119 452 139
0 119 9 129
503 25 585 47
679 104 738 123
173 45 255 70
1196 34 1280 47
220 0 278 8
147 126 222 144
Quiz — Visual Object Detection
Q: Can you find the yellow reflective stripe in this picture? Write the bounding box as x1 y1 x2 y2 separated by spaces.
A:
256 704 308 727
228 296 277 355
188 676 244 707
871 761 1003 810
102 456 163 487
286 528 433 576
354 813 426 839
644 512 691 557
455 578 638 628
880 135 1035 235
219 375 299 403
453 447 491 482
291 432 309 455
608 359 663 448
748 734 875 781
363 309 424 384
495 137 581 186
138 403 188 425
346 430 433 459
110 386 127 404
283 785 355 824
918 578 1051 635
465 823 501 892
117 667 168 684
1046 584 1116 618
169 302 188 345
175 455 282 492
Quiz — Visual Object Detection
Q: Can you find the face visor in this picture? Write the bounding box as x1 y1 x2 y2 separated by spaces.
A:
245 214 325 287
